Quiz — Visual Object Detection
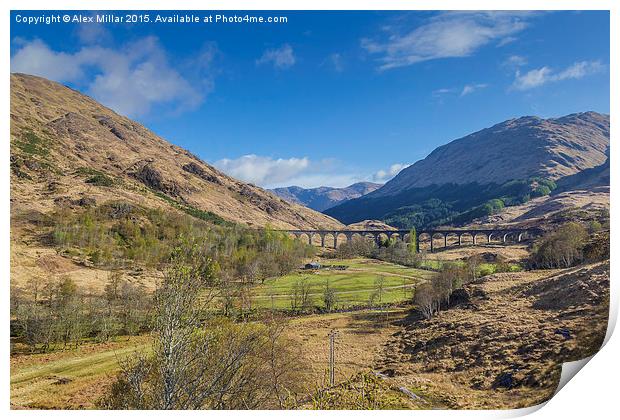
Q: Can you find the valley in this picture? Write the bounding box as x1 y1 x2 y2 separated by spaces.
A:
9 72 610 410
11 245 609 409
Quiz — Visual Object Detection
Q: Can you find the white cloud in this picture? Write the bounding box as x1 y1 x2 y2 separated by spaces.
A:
256 44 296 69
503 54 528 68
11 39 85 81
497 36 518 47
371 163 409 182
283 173 362 189
214 155 410 189
461 83 488 96
556 60 604 79
361 12 530 70
512 60 604 90
326 53 344 72
11 37 206 117
433 83 488 99
214 155 310 187
75 13 111 45
432 87 456 97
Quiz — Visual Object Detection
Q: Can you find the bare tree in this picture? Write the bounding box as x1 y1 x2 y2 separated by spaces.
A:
298 278 314 312
101 238 307 409
373 276 386 306
464 254 482 283
323 280 337 312
414 283 439 320
290 278 313 313
433 273 453 307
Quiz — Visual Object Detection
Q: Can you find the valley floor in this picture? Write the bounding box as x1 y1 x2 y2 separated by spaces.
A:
10 336 149 409
10 255 609 410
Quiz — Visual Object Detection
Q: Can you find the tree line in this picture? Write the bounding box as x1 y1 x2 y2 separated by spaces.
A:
12 201 315 352
11 273 150 353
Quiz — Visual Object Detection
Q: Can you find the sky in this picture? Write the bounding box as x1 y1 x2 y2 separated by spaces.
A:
10 10 610 189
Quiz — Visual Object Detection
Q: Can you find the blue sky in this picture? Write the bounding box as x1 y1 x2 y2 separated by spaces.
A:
10 10 610 188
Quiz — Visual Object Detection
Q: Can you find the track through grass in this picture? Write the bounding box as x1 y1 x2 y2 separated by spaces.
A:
11 337 148 409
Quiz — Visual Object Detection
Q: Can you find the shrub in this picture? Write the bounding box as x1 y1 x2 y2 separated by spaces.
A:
14 131 50 157
529 223 589 269
583 230 610 263
414 283 439 320
86 173 115 187
323 283 337 312
372 239 421 267
335 237 375 258
531 185 551 198
100 257 305 409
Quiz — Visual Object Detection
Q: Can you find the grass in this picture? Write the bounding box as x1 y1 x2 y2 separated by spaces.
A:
86 174 116 187
10 336 149 409
153 190 233 226
252 258 433 310
10 307 408 409
13 131 50 157
419 258 521 273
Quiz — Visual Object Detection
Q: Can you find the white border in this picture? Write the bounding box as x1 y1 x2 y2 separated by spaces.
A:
2 1 617 419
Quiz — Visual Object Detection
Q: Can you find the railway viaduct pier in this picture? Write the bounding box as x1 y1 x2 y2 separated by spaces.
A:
279 228 535 252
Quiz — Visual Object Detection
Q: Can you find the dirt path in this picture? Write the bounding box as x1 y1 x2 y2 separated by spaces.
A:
252 282 418 299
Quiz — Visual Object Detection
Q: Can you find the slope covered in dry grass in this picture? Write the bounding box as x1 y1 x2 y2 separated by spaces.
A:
377 261 609 409
10 73 342 230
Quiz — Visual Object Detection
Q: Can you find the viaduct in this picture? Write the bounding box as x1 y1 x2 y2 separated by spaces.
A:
278 228 536 252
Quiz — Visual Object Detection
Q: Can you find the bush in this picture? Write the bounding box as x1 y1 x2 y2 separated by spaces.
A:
583 230 610 263
323 283 337 312
531 185 551 198
100 256 305 409
86 174 115 187
14 130 50 157
335 237 375 258
529 223 589 269
372 239 421 267
414 283 439 320
51 203 312 276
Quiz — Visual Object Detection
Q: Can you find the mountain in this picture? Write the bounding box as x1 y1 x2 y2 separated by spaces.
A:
325 112 610 228
10 73 342 230
271 182 382 212
554 156 610 193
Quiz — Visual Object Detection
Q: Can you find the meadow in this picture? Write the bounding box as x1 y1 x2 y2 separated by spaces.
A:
251 258 434 310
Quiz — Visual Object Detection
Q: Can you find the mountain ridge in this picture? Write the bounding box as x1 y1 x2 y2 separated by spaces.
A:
325 111 610 228
374 111 609 197
271 182 382 212
10 73 343 230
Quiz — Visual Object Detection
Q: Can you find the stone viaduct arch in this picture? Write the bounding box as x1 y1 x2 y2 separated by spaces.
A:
280 227 536 253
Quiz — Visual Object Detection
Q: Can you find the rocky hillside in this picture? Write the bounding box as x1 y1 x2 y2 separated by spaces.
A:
10 73 342 229
379 261 610 409
346 220 397 231
271 182 382 211
326 112 610 228
377 112 609 196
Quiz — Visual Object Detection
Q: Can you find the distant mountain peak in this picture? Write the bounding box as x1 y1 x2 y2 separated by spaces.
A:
271 182 382 212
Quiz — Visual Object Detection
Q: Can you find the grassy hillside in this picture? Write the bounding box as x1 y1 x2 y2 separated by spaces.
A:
325 178 559 228
10 73 342 230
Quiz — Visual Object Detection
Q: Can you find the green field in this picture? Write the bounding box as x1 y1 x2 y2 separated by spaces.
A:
420 258 522 273
252 258 433 310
